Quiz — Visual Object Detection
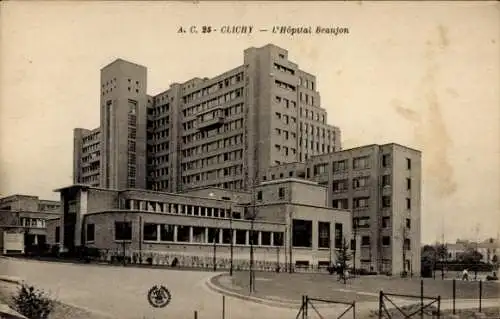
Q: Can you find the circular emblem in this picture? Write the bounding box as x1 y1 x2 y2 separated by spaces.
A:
147 285 172 308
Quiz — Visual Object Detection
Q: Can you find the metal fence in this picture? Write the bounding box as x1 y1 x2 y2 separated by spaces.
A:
296 295 356 319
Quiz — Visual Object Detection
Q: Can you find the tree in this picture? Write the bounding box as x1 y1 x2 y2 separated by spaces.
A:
13 284 54 319
492 254 498 265
459 249 483 264
336 237 352 270
436 244 448 261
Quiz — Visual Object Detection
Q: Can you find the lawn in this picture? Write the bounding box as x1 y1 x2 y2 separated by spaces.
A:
218 271 500 304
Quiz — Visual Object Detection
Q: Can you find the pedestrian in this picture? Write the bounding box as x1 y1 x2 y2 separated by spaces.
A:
462 268 469 281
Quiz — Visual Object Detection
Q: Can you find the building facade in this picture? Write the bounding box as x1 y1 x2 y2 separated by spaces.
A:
0 195 61 254
46 179 358 270
261 143 422 275
73 44 341 193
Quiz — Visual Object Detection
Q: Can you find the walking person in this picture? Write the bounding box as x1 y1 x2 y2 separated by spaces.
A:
462 268 469 281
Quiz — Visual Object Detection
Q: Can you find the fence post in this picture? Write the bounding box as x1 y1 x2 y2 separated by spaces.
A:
437 296 441 319
304 295 308 319
379 291 383 319
353 301 356 319
222 295 225 319
194 310 198 319
452 279 456 315
479 280 482 313
420 279 424 319
301 295 306 319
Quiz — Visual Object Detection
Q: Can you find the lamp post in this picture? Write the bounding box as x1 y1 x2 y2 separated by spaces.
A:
209 193 218 272
352 219 358 277
213 227 218 272
229 200 234 276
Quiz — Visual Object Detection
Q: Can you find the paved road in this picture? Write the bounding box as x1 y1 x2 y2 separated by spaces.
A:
0 258 297 319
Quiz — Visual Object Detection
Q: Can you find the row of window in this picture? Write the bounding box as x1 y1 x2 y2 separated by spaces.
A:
183 165 243 184
358 235 411 250
332 197 412 210
20 218 46 228
183 87 243 116
122 199 242 219
299 92 315 106
81 151 100 164
150 141 169 155
182 119 243 144
152 116 170 130
353 216 411 229
275 79 296 92
274 144 297 157
298 77 315 91
81 174 99 185
82 142 99 154
182 150 243 170
152 128 169 141
293 220 344 248
151 101 171 116
273 62 295 76
182 73 244 105
183 134 243 158
81 162 100 174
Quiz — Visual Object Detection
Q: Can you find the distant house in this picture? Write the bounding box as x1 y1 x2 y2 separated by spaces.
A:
0 194 61 254
445 238 499 264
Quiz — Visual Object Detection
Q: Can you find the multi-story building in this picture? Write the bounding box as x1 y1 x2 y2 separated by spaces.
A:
67 44 421 275
72 44 341 193
0 195 61 254
262 143 422 275
46 178 357 270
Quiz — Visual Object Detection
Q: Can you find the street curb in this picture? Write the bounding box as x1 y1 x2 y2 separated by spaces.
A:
205 273 301 309
0 275 24 285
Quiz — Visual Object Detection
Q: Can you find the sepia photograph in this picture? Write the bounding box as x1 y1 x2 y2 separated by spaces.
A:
0 1 499 318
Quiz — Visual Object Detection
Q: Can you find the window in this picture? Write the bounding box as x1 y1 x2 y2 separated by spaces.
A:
404 238 411 251
355 217 370 228
278 187 285 199
333 160 347 172
382 196 391 208
55 226 60 243
382 154 390 167
353 156 369 169
274 232 284 246
257 191 263 201
382 236 391 246
86 224 95 242
361 236 370 246
334 223 343 248
406 198 411 209
292 219 312 247
353 197 369 209
318 222 330 248
235 230 246 245
115 221 132 241
382 175 391 187
406 218 411 229
143 223 158 241
160 224 175 241
382 217 390 228
353 176 369 189
406 178 411 190
406 158 412 170
332 198 349 209
261 231 271 246
332 180 348 192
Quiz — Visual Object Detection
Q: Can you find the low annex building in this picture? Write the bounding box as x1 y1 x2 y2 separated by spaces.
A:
0 195 61 254
47 178 359 270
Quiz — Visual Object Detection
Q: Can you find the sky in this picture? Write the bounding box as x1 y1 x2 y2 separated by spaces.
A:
1 1 499 244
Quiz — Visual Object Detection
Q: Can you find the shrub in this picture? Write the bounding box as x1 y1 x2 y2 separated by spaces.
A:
13 284 54 319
